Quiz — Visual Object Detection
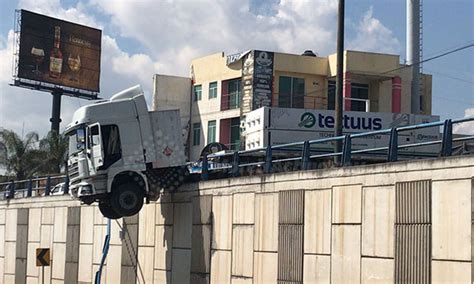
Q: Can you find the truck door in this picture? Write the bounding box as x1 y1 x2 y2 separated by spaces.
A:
89 123 104 168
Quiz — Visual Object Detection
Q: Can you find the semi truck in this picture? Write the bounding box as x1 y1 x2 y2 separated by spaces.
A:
65 85 441 219
65 85 187 219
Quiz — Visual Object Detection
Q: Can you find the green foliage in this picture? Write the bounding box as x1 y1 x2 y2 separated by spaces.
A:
1 129 68 180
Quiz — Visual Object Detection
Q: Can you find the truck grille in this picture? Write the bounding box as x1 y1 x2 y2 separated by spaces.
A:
69 161 80 183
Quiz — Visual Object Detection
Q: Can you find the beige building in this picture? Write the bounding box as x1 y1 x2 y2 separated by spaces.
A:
153 49 433 161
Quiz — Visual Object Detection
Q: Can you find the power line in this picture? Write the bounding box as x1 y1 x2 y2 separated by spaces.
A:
382 43 474 74
424 68 474 85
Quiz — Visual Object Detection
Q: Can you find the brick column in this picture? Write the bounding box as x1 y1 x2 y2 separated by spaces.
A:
392 76 402 113
343 71 351 111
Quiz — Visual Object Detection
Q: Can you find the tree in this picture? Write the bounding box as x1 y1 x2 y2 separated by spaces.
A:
39 131 68 175
1 130 42 180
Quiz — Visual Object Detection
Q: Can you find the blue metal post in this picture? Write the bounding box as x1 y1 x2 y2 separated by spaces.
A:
302 141 310 171
342 134 352 166
201 155 209 181
232 151 240 177
95 219 111 284
440 119 453 157
45 176 51 196
264 146 273 173
388 128 398 162
27 179 33 197
64 175 70 194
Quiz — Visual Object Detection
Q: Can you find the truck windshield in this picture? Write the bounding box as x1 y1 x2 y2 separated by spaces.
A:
67 127 86 155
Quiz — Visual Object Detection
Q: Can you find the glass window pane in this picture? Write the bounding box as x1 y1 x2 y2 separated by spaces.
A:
209 81 218 99
207 120 216 143
230 117 240 150
194 85 202 101
278 76 292 108
292 77 305 108
328 80 336 110
193 123 201 146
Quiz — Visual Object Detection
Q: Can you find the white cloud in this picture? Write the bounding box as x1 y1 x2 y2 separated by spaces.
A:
348 6 400 54
1 0 402 137
453 108 474 135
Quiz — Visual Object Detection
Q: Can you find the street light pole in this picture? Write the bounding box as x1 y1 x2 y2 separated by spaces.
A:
334 0 345 164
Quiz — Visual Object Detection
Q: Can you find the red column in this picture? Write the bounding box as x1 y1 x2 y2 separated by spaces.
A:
343 71 351 111
392 76 402 113
219 118 230 147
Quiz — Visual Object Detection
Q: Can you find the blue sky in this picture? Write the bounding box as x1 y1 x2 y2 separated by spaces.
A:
0 0 473 136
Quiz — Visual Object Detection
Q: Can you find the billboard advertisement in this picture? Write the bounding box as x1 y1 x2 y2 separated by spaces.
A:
17 10 101 92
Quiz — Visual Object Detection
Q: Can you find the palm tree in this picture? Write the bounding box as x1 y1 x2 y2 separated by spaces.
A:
1 130 42 180
38 130 68 174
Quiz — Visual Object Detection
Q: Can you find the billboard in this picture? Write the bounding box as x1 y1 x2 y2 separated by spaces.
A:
17 10 101 92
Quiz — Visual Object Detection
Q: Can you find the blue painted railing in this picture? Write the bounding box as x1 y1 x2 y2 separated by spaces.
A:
201 117 474 180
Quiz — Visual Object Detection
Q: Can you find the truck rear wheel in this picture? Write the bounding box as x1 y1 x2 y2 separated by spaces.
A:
111 183 144 217
99 202 122 219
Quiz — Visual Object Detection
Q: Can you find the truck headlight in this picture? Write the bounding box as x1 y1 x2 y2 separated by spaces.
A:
80 184 93 195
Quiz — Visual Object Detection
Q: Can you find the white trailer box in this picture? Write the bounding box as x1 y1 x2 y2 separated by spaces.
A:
243 107 440 157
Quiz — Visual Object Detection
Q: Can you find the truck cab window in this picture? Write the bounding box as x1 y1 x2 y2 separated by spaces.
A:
99 125 122 169
89 125 100 147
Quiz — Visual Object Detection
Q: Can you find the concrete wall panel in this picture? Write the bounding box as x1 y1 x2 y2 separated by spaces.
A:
193 195 212 225
432 260 471 283
191 224 212 273
254 252 278 284
432 179 471 261
303 254 330 283
138 246 154 284
51 243 66 280
154 225 172 270
78 244 93 283
156 202 174 225
5 209 17 241
172 248 191 284
331 225 361 284
28 208 41 243
304 189 331 254
53 207 68 243
211 250 231 284
233 193 255 224
362 186 395 257
232 225 254 277
138 203 156 246
0 225 4 257
254 193 278 252
41 208 54 225
332 185 362 224
80 207 94 244
361 257 394 284
154 269 171 284
212 195 233 250
173 203 192 248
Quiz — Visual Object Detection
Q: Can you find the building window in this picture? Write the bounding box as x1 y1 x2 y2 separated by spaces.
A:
194 85 202 101
193 123 201 146
221 78 241 110
328 80 336 110
207 120 216 143
230 117 240 150
327 81 368 112
351 83 369 111
278 76 305 108
209 81 218 99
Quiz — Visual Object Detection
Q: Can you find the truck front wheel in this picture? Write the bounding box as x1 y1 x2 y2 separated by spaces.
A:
99 202 122 219
111 183 144 217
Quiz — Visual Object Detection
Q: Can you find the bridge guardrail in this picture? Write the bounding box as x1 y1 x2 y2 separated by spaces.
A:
201 117 474 180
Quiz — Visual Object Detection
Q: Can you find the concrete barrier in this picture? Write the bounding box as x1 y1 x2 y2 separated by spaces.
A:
0 155 472 283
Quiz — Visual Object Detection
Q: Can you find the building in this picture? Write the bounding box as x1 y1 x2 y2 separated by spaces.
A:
153 49 433 161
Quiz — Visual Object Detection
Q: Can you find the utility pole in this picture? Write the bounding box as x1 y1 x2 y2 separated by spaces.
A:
334 0 345 164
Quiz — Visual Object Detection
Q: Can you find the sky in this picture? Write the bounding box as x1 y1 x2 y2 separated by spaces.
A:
0 0 473 137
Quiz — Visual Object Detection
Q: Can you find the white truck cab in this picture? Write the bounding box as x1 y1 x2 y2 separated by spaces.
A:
64 85 186 219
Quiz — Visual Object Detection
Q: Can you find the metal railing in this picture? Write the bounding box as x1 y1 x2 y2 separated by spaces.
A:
201 117 474 180
0 175 69 200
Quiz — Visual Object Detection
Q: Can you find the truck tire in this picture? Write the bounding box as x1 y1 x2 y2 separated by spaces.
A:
111 183 144 217
99 202 122 219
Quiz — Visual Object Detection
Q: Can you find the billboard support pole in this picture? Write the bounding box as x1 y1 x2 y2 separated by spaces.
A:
50 88 63 133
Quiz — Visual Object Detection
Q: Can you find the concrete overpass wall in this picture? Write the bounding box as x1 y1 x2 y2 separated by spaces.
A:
0 156 472 283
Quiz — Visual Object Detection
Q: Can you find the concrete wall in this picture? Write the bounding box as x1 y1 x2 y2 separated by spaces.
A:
0 155 472 283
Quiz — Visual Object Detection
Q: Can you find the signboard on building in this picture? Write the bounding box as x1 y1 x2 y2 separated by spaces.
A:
252 50 274 110
244 107 440 156
16 10 102 93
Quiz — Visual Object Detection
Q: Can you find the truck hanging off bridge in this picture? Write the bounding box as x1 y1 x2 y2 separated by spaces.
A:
64 85 442 219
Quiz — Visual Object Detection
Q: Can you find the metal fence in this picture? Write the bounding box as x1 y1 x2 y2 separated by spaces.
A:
0 175 69 200
201 117 474 180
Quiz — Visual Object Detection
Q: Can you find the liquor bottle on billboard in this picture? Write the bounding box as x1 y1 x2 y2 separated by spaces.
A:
68 54 81 82
49 26 63 79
